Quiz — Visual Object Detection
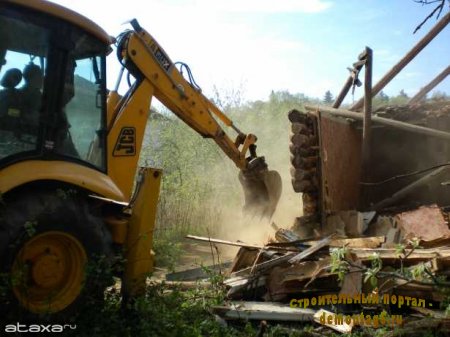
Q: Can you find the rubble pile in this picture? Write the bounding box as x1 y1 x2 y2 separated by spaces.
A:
180 209 450 335
171 98 450 335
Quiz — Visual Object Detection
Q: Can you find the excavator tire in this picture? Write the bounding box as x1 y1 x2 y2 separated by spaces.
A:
288 109 320 218
0 187 113 322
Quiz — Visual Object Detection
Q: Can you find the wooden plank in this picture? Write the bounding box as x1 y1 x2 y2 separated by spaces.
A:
186 235 263 249
231 252 297 277
339 253 362 296
314 309 353 333
349 247 450 260
213 301 316 322
289 234 334 264
225 276 267 298
304 236 385 248
229 247 260 274
185 235 295 251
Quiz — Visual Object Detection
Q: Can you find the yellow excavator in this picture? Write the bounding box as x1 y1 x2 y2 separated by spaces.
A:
0 0 281 317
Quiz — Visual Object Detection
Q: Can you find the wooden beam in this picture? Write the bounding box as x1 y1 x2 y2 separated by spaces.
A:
304 104 450 140
333 50 368 108
351 11 450 111
371 166 450 210
409 65 450 104
361 47 373 207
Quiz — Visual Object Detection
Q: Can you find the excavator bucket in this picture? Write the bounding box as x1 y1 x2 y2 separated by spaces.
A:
239 166 282 220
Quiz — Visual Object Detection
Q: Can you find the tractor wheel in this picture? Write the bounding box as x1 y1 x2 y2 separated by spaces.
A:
0 188 113 321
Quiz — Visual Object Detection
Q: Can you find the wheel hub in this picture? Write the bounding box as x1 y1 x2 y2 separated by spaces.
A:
12 231 87 313
31 252 64 289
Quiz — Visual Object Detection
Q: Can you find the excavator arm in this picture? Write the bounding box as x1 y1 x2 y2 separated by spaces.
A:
111 19 281 219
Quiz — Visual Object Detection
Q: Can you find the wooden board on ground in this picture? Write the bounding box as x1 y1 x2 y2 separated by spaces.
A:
213 301 316 321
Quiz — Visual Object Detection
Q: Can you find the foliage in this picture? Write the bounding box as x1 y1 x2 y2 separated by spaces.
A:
330 247 349 282
323 90 334 105
364 253 382 288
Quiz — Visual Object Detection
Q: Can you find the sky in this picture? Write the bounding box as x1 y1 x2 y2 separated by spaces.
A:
48 0 450 103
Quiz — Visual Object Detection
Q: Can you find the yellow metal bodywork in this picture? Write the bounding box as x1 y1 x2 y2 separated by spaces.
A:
107 82 154 200
4 0 113 45
0 160 125 201
123 167 161 296
12 231 87 314
104 216 128 244
120 28 256 171
106 90 122 127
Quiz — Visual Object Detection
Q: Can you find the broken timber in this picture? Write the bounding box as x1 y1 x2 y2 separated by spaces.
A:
289 234 334 264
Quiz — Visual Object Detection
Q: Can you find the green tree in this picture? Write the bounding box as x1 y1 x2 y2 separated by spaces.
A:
323 90 334 105
399 89 409 98
372 90 390 109
378 90 389 102
431 90 448 101
390 89 410 105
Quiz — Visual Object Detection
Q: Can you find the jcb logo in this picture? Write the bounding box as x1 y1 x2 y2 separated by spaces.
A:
113 127 136 156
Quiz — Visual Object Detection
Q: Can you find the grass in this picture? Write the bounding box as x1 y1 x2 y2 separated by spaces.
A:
152 188 226 271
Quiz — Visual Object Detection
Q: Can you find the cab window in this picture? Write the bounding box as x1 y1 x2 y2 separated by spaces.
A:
0 15 48 160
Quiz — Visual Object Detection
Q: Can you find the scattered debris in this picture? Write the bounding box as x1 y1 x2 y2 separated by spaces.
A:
396 204 450 242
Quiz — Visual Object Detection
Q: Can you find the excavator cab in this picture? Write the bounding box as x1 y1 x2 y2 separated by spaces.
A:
0 2 109 170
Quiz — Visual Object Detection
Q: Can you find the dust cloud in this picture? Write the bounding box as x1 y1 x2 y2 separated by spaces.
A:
209 124 303 258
